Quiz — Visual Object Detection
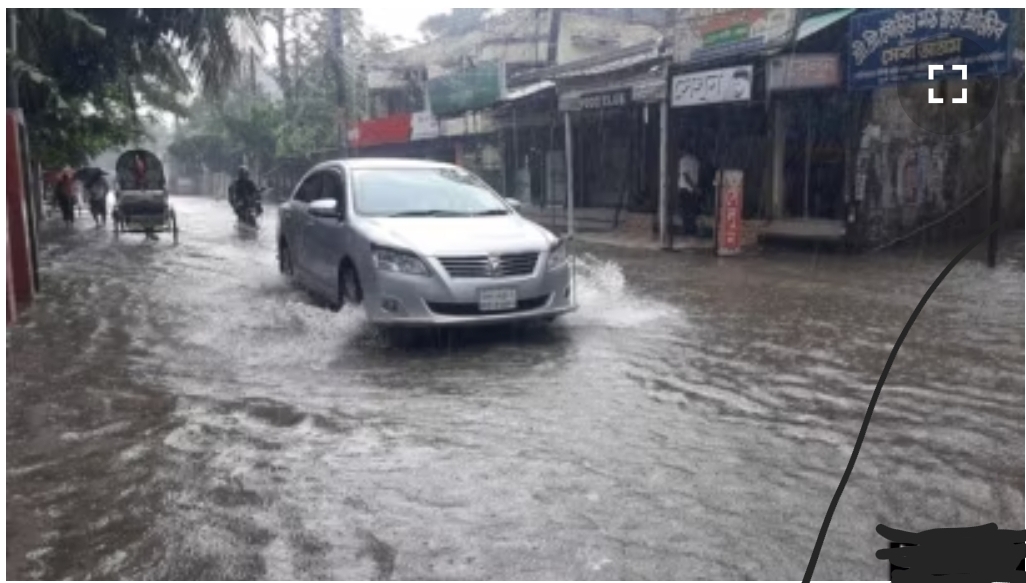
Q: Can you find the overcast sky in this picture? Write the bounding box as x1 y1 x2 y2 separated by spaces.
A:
361 5 451 46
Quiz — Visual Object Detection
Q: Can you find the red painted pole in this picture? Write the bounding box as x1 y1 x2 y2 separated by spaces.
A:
7 109 34 311
7 224 15 325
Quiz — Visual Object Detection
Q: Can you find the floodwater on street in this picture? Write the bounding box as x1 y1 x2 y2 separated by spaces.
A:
7 196 1024 580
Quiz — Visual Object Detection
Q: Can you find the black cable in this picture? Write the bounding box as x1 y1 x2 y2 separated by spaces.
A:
802 220 1001 583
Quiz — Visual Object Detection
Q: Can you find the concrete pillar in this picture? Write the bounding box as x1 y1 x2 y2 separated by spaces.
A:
564 110 574 238
659 98 670 248
770 101 787 220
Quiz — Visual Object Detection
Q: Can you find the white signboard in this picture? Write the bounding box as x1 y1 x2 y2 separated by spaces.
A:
410 111 440 141
440 112 496 137
671 65 753 108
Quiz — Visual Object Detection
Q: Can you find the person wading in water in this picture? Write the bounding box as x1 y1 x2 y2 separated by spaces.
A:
55 168 77 227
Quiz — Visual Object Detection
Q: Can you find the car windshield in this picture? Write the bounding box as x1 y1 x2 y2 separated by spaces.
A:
352 167 510 218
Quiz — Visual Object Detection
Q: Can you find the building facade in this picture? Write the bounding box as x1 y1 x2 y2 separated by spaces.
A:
352 8 1024 249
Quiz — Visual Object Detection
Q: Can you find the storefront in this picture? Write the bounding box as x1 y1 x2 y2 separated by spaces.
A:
669 62 770 237
407 111 455 163
667 9 800 241
557 67 668 212
766 53 848 228
490 81 564 207
560 87 634 209
440 111 504 192
844 8 1020 248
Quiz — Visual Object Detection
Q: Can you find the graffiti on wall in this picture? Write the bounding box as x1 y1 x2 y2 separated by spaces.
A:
896 140 949 212
854 114 956 245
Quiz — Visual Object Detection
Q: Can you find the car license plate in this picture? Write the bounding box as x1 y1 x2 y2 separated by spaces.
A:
478 288 517 312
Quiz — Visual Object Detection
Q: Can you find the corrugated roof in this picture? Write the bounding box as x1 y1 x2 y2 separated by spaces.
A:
510 39 663 84
550 49 661 80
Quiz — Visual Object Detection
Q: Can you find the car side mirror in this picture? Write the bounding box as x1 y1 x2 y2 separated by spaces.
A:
505 198 522 211
309 198 341 219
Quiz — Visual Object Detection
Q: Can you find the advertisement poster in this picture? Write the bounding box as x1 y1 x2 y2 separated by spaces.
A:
717 170 744 256
674 9 795 64
848 8 1013 90
767 54 841 91
350 113 412 149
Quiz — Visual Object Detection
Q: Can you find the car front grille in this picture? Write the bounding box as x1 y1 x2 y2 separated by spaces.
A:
426 295 550 316
437 252 539 279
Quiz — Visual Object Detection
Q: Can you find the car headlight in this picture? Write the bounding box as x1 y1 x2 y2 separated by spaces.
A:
372 246 430 276
546 239 568 270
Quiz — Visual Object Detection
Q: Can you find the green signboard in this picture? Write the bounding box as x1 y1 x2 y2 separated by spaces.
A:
704 23 750 47
427 62 504 117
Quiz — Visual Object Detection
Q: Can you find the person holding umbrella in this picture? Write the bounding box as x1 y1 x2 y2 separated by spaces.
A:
76 167 110 227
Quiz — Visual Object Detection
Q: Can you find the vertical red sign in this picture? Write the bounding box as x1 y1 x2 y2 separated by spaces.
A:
717 169 744 256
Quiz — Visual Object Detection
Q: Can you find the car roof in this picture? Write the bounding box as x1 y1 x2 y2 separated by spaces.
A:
318 158 459 172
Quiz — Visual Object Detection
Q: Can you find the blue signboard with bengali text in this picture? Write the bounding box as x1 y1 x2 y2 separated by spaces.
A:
848 9 1013 90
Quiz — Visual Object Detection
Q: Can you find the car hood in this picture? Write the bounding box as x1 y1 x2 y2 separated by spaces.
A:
359 215 555 256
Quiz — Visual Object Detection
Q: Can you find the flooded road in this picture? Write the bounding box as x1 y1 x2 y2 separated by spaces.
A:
7 197 1024 580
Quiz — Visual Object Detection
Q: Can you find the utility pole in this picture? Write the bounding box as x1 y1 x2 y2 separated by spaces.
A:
250 48 257 94
546 8 562 65
564 111 574 239
330 8 348 158
659 96 670 249
245 47 255 175
986 77 1004 268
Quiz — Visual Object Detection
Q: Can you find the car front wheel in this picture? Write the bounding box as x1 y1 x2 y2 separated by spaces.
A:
340 262 363 307
279 240 294 277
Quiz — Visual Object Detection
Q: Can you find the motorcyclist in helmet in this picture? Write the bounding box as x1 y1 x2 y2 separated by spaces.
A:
230 165 260 221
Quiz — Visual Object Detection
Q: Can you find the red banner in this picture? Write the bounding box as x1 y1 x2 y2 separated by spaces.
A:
717 169 743 256
350 113 412 149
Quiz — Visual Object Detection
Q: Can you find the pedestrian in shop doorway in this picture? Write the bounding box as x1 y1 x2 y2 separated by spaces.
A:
677 139 701 238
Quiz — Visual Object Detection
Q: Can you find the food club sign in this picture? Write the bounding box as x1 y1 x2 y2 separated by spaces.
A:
578 89 631 111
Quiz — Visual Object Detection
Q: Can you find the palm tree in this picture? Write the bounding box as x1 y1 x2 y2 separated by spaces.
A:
8 9 262 165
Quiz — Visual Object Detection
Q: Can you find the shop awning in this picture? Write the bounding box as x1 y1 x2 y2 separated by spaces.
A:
500 81 556 103
796 9 856 42
510 39 663 85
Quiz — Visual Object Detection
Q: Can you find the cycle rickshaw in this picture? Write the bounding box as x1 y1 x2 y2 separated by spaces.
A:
111 149 179 243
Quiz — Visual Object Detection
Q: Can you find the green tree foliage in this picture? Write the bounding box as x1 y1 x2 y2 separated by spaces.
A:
418 9 490 41
169 8 386 175
9 8 260 167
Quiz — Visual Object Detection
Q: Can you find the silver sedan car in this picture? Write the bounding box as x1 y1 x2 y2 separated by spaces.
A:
276 158 576 327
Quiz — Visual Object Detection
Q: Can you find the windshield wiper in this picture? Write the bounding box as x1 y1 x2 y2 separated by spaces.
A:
388 210 465 217
469 209 509 216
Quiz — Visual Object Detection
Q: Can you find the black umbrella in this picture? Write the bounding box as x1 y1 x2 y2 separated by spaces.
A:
74 167 108 185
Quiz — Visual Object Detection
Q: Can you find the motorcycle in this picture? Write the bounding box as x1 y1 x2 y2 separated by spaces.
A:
230 185 267 230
